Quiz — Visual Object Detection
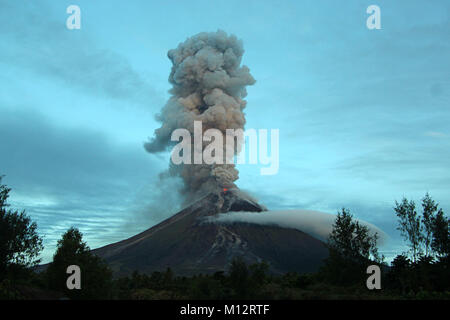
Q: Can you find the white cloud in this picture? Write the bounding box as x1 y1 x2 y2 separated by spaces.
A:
206 209 389 245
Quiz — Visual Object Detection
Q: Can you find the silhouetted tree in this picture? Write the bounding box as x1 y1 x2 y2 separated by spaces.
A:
329 208 382 262
421 193 439 257
388 254 411 293
390 195 449 294
394 198 423 263
228 257 250 298
163 267 174 286
46 227 113 299
190 275 224 299
431 208 449 259
395 194 449 261
321 208 383 285
0 176 43 280
249 261 269 289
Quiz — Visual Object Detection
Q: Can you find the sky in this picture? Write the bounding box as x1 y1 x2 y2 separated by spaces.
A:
0 0 449 263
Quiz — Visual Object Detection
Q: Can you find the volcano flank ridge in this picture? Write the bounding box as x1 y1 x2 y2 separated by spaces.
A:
92 190 328 276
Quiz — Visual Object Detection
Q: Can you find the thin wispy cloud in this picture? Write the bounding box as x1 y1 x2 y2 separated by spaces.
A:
0 1 164 108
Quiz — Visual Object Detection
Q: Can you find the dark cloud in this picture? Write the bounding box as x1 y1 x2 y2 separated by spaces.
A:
0 108 153 194
0 107 165 261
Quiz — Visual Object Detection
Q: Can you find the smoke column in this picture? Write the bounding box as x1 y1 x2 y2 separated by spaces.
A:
145 30 255 199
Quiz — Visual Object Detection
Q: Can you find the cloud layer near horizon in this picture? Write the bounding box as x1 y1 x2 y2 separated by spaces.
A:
206 209 389 246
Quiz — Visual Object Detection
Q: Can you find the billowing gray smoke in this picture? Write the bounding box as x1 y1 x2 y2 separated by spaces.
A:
145 30 255 199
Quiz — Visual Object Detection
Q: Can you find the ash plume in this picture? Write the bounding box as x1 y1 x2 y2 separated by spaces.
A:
145 30 255 199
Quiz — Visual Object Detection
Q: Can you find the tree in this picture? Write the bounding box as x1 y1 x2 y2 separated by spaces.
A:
46 227 113 299
328 208 382 263
421 193 438 257
388 254 411 293
395 194 449 261
431 209 449 258
249 261 269 288
321 208 382 285
227 257 269 299
390 194 449 294
394 198 423 263
0 176 43 279
228 256 250 298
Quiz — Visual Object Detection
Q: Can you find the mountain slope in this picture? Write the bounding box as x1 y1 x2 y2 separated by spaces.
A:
92 190 328 276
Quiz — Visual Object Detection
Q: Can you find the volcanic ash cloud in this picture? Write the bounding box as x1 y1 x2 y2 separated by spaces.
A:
145 30 256 199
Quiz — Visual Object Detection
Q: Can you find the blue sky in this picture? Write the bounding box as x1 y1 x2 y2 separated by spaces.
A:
0 0 449 263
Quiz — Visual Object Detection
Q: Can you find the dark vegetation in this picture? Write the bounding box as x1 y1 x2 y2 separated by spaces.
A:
0 176 448 300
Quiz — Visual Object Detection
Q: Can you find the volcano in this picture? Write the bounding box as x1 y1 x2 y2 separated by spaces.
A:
91 31 331 276
92 190 328 277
